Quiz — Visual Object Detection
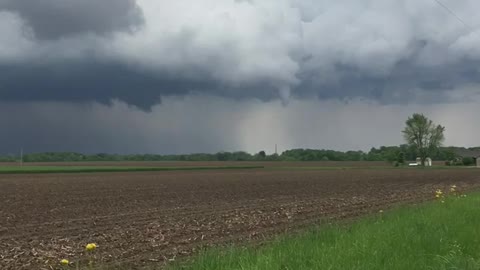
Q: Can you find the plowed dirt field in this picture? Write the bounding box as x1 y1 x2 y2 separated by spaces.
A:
0 167 479 269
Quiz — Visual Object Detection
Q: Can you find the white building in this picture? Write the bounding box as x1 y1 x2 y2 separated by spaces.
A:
415 157 432 166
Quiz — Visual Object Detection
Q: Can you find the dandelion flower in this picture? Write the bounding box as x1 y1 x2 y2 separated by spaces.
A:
435 189 443 195
435 194 440 198
60 259 69 265
86 243 97 251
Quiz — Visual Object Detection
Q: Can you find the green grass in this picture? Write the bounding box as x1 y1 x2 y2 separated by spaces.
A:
0 165 264 174
269 165 475 171
170 193 480 270
268 166 391 170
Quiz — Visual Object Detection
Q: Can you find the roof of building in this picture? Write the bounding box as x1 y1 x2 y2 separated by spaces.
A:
453 148 480 158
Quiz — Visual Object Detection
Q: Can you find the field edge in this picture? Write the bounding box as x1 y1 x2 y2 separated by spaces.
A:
168 191 480 270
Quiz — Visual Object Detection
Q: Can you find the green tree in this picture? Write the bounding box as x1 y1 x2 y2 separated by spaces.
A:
402 113 445 166
462 157 475 166
397 152 405 164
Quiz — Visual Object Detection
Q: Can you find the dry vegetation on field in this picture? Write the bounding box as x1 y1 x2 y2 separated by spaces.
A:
0 165 479 269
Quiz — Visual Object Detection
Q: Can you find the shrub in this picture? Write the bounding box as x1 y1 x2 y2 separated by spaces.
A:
462 157 475 166
448 158 464 166
397 152 405 164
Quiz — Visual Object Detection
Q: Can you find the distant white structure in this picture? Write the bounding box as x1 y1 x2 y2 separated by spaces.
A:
415 157 432 166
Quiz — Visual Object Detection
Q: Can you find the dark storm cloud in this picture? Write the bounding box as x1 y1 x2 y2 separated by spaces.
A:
296 57 480 104
1 55 478 110
0 0 144 39
1 0 480 108
0 61 282 110
0 62 196 109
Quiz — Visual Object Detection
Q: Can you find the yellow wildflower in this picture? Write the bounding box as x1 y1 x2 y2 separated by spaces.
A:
60 259 69 265
86 243 97 251
379 210 384 213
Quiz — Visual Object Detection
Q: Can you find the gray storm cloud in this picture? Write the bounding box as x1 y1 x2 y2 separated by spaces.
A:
0 0 144 39
1 0 480 109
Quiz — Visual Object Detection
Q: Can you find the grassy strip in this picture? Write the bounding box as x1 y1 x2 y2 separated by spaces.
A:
269 165 475 170
0 165 264 174
170 192 480 270
267 166 391 170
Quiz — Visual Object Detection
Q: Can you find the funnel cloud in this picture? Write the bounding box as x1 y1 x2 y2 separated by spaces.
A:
0 0 479 153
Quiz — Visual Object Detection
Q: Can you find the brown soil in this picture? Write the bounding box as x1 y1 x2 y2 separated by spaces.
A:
0 167 478 269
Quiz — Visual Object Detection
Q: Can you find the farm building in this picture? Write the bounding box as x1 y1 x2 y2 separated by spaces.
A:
452 149 480 167
413 157 432 166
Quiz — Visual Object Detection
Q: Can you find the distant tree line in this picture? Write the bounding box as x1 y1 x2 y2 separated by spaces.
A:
281 145 464 162
0 146 477 163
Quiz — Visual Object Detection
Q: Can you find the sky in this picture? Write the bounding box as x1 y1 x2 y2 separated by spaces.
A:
0 0 479 154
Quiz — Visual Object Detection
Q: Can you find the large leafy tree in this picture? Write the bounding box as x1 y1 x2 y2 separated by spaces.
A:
402 113 445 166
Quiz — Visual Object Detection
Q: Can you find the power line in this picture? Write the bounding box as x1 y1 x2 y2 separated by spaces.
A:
432 0 474 32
